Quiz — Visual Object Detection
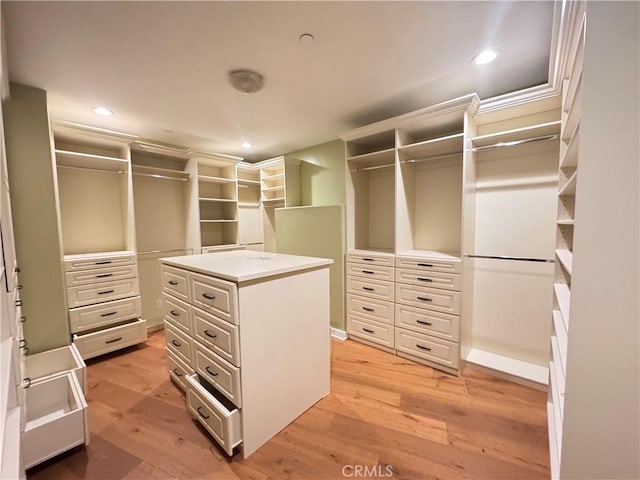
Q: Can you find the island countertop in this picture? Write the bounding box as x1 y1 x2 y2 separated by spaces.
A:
159 249 333 283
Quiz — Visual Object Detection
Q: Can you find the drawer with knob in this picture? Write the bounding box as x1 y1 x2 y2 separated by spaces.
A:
346 276 394 302
162 266 191 302
395 328 459 370
346 263 394 282
194 342 241 406
191 272 238 325
346 314 394 349
346 251 395 267
162 293 192 334
346 294 394 325
167 349 194 391
72 318 147 360
65 264 138 288
395 268 461 292
69 296 142 334
395 303 459 342
395 255 461 274
66 278 140 309
395 283 460 315
165 320 194 366
64 252 136 272
192 307 240 367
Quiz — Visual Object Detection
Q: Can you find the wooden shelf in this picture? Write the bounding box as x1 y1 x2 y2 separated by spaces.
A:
552 309 568 374
562 84 582 143
200 219 238 223
347 148 395 167
558 171 577 196
263 197 285 203
238 202 261 208
55 149 128 171
560 127 579 169
262 173 284 181
557 219 575 226
549 360 565 423
262 185 284 192
554 283 571 328
555 249 573 275
550 336 566 389
198 175 236 185
199 198 237 203
472 121 561 148
238 179 260 186
132 164 189 180
398 133 463 160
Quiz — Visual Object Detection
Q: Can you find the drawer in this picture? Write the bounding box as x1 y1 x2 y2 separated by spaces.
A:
185 374 242 457
72 318 147 360
395 303 459 342
24 344 87 395
193 307 240 367
395 328 460 370
165 321 194 366
346 294 394 325
64 252 136 272
194 342 241 406
346 276 394 302
162 294 192 334
69 296 142 334
347 315 394 349
22 372 88 469
191 273 238 325
346 263 394 282
395 283 461 315
395 268 461 292
395 255 461 274
167 349 194 391
65 264 138 288
162 265 191 302
346 251 395 267
66 278 140 309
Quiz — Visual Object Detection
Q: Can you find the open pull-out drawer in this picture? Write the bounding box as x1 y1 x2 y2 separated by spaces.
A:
24 344 87 394
72 318 147 360
185 374 242 456
22 372 88 469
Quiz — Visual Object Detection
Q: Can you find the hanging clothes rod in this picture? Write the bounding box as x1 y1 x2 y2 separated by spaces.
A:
403 151 462 164
132 172 189 182
57 164 124 174
464 253 554 263
471 134 559 152
354 163 395 172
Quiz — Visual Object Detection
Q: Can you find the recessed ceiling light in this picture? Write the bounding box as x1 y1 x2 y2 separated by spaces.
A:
92 106 114 116
473 49 498 65
241 142 252 149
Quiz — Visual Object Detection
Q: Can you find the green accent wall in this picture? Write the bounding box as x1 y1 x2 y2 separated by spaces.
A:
3 83 69 353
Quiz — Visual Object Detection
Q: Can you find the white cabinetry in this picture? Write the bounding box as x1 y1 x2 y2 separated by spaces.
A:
160 250 331 458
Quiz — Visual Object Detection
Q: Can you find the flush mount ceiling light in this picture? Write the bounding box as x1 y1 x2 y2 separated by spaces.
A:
241 141 252 149
228 69 265 94
92 106 114 116
473 49 498 65
299 33 314 43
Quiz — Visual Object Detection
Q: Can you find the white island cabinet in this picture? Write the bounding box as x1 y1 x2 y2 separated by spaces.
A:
159 250 332 458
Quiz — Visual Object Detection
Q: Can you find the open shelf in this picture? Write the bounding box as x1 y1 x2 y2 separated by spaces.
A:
562 82 582 144
560 127 580 169
261 172 284 181
198 175 236 185
262 185 285 192
199 198 236 203
347 148 395 167
398 133 463 161
557 219 575 226
558 171 577 196
552 309 568 365
555 249 573 275
132 164 189 180
200 220 238 223
238 179 260 186
554 283 571 328
472 121 561 148
56 149 128 171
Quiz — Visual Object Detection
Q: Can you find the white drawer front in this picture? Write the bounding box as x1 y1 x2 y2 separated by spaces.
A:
69 296 142 334
395 303 459 342
66 278 140 308
64 252 136 272
185 374 242 456
395 256 461 274
346 276 394 302
346 294 394 325
395 268 461 292
162 266 191 302
72 319 147 360
162 294 191 334
347 315 394 349
346 252 394 267
22 372 88 469
193 307 240 367
395 283 461 315
165 321 193 366
167 349 194 391
395 328 460 370
346 263 394 282
191 273 238 325
65 264 138 288
194 342 241 406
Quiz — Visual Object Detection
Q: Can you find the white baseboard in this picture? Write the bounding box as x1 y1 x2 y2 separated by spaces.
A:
465 348 548 391
330 327 347 341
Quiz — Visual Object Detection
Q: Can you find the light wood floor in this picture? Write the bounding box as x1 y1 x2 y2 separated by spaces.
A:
28 330 550 479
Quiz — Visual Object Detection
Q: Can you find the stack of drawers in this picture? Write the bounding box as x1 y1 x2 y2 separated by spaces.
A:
162 265 242 457
346 250 462 375
64 251 147 359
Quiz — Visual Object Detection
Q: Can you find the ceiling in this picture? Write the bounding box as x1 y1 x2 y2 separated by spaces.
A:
3 1 556 162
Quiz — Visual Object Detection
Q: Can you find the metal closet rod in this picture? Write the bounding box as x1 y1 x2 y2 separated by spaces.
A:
57 164 124 174
472 134 559 152
464 253 554 263
132 171 189 182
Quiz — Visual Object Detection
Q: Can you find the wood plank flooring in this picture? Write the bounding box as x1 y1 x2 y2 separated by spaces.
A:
27 331 549 479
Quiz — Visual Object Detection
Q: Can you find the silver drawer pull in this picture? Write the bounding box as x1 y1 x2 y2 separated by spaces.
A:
361 270 375 274
105 337 122 344
205 366 219 377
100 311 118 317
418 263 433 268
95 261 112 265
362 328 375 334
362 307 375 312
172 368 183 377
204 330 217 339
417 296 432 302
96 273 113 279
168 280 178 286
171 339 182 347
202 293 216 300
416 344 432 351
362 287 375 291
417 277 433 282
416 320 432 326
170 310 180 317
197 406 210 419
97 290 114 295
